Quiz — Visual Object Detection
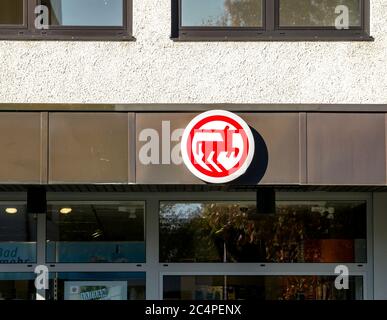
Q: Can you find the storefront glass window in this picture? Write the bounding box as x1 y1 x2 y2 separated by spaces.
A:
181 0 263 27
46 203 145 263
40 0 124 27
163 275 363 300
0 0 24 25
0 204 37 264
279 0 361 27
160 201 367 263
47 272 145 300
0 273 36 300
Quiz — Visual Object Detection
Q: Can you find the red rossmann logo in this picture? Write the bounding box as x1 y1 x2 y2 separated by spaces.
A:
181 110 255 183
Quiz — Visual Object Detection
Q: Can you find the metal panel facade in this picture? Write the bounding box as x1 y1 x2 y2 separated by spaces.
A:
241 113 300 184
0 112 47 183
48 113 129 184
307 113 386 185
0 111 386 186
136 113 200 184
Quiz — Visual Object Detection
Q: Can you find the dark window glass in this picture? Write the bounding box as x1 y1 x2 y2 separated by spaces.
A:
279 0 361 27
0 273 35 300
46 203 145 263
0 0 24 25
47 272 145 300
160 201 367 263
40 0 124 27
0 205 37 264
164 275 363 300
181 0 263 27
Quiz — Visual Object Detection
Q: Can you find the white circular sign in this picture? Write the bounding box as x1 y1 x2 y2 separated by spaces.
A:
181 110 255 184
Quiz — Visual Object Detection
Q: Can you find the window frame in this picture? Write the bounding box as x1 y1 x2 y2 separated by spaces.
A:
0 0 133 41
172 0 372 41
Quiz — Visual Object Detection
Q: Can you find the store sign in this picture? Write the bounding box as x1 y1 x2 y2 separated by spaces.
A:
64 281 127 300
0 243 35 263
181 110 255 183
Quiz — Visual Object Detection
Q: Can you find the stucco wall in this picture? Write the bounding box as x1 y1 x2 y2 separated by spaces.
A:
0 0 386 105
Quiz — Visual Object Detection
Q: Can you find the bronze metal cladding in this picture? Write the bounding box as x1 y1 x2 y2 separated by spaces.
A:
49 113 129 184
0 111 386 186
307 113 386 185
0 112 47 184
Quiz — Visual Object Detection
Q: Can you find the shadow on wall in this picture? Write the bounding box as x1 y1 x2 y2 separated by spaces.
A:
231 127 268 185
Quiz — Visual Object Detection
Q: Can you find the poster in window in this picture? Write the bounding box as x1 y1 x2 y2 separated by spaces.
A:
64 281 127 300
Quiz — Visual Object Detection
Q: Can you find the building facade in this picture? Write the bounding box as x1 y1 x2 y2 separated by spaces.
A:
0 0 386 300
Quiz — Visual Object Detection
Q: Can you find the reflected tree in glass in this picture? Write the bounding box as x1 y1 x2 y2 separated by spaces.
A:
160 201 366 263
220 0 262 27
163 275 363 300
160 203 222 262
279 0 361 27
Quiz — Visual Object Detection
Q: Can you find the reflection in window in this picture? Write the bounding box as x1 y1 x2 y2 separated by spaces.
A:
279 0 361 27
0 205 36 263
164 275 363 300
0 273 35 300
0 0 24 25
46 203 145 263
47 272 145 300
181 0 262 27
160 201 367 263
40 0 124 27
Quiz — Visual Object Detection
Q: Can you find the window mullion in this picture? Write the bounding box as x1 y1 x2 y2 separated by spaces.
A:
265 0 276 32
146 198 161 300
36 213 47 300
363 0 370 35
127 0 133 37
171 0 179 39
27 0 38 33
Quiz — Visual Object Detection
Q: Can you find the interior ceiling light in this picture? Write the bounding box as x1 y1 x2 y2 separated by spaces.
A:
5 208 18 214
92 229 103 238
60 207 72 215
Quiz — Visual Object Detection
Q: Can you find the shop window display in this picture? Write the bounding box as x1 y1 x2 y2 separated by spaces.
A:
46 203 145 263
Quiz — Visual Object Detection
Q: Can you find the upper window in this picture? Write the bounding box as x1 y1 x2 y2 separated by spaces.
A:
173 0 371 41
0 0 132 40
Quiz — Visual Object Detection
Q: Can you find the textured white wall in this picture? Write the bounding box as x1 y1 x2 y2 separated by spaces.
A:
0 0 386 104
